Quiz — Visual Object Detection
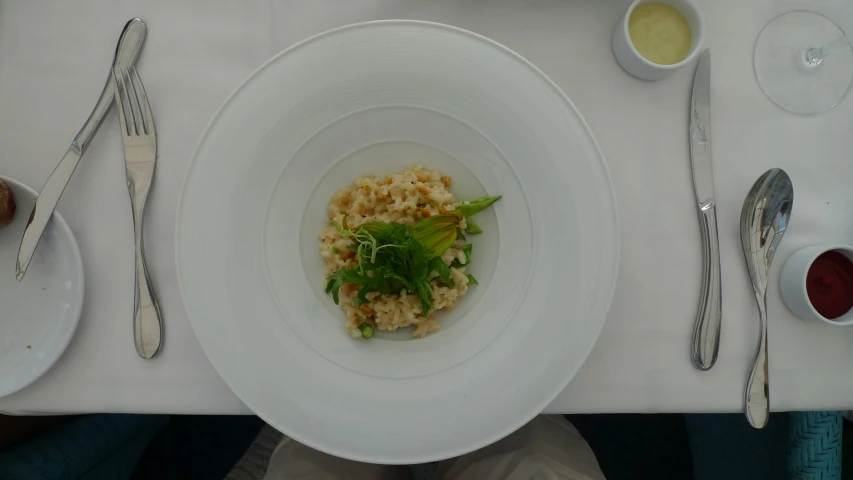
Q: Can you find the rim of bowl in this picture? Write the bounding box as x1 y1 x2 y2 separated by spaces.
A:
175 19 621 464
0 174 85 397
622 0 705 70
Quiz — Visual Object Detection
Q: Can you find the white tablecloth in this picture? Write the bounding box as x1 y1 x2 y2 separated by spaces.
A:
2 0 853 416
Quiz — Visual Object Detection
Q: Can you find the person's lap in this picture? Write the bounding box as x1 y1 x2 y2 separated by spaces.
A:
263 415 605 480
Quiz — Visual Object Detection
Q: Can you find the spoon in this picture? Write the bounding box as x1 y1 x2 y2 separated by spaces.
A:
740 168 793 429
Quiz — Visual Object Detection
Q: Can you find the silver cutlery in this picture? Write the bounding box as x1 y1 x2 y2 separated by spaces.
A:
16 19 147 280
689 49 722 371
113 66 162 359
740 168 793 429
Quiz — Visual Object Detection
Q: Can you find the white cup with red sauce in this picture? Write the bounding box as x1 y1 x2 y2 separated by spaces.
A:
781 245 853 326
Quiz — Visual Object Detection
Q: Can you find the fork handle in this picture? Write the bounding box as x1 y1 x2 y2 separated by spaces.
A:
131 185 162 359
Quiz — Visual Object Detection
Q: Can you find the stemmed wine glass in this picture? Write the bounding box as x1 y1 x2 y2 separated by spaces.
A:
754 10 853 114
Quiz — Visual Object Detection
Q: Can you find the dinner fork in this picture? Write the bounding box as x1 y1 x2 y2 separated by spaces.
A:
113 65 163 359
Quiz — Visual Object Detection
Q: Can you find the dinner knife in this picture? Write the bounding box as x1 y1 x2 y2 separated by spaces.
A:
16 19 146 280
689 49 722 371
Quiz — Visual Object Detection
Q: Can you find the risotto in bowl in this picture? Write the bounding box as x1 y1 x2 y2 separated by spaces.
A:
319 165 500 339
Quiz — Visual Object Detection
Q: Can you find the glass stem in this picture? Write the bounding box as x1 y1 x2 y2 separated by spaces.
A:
805 34 851 66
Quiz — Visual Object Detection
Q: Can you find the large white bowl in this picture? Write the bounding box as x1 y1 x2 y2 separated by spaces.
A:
0 175 84 398
177 20 619 464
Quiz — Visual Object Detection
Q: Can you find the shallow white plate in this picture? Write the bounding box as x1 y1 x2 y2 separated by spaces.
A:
0 175 84 398
178 21 618 463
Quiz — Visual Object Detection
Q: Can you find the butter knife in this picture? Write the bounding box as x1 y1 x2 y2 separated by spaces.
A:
16 19 146 280
689 49 722 371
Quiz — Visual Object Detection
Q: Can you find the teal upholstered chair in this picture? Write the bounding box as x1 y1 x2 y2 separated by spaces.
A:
687 411 843 480
787 411 842 480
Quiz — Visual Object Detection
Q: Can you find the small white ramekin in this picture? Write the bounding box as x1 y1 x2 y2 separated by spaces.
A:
611 0 705 80
780 245 853 326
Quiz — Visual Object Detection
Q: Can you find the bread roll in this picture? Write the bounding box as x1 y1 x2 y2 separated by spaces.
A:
0 179 16 227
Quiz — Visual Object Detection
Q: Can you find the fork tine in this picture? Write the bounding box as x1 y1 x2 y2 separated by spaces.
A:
119 66 138 136
125 67 145 136
112 66 130 137
129 67 154 137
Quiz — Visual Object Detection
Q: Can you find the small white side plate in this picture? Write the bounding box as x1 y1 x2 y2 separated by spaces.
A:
0 175 84 398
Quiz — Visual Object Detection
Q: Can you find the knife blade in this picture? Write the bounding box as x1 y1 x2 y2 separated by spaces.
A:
16 19 146 280
689 49 722 371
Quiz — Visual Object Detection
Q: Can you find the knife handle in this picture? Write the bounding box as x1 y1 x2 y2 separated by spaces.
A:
691 202 722 370
75 18 147 152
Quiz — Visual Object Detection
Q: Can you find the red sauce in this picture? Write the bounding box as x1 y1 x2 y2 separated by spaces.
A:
806 250 853 320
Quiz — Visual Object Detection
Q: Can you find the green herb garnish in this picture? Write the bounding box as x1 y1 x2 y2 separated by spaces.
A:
325 195 500 316
410 213 462 257
464 218 483 235
451 243 473 268
455 195 502 217
455 196 501 234
326 220 437 313
429 257 454 287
